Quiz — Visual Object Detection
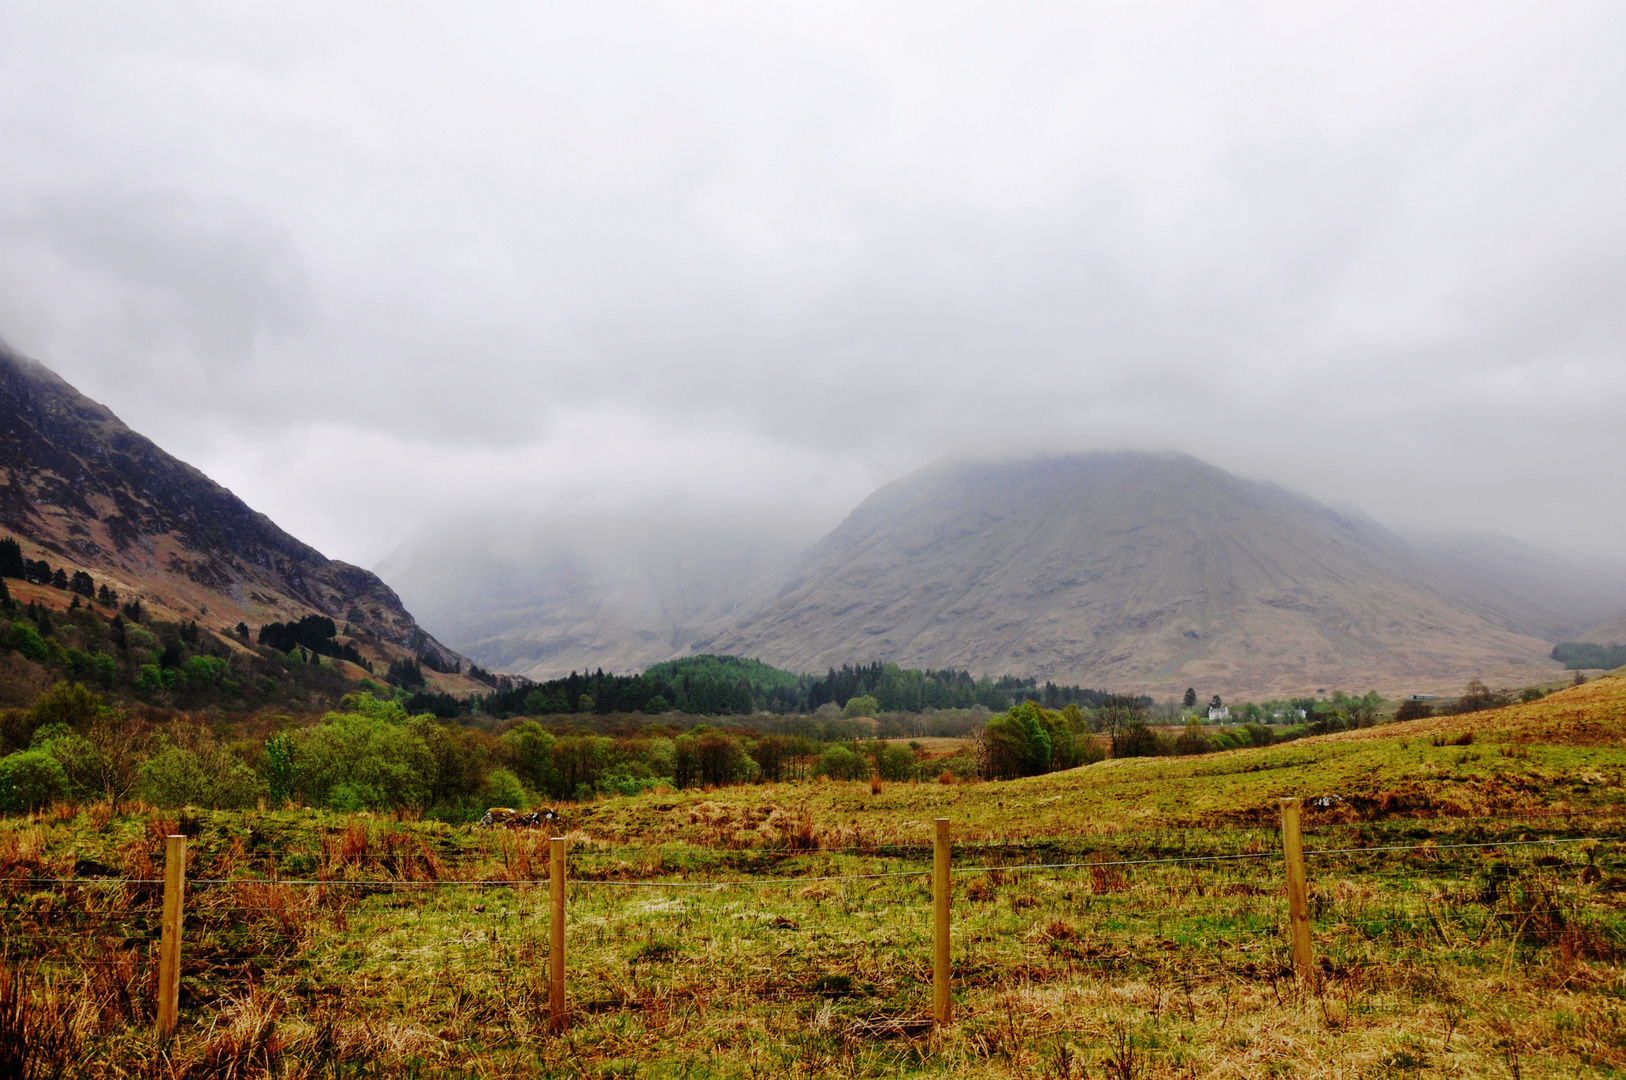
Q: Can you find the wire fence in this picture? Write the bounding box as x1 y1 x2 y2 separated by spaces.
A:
1 801 1617 1036
1 832 1605 889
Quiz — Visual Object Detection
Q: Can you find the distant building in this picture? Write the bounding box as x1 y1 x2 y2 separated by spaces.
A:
1208 705 1230 721
1273 708 1307 721
1407 694 1436 701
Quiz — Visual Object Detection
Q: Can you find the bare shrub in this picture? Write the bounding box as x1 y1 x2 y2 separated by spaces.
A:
964 877 995 902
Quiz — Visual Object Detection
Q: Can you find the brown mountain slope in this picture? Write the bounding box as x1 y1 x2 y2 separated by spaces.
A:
1580 612 1626 647
692 454 1568 700
0 346 469 677
1399 532 1626 642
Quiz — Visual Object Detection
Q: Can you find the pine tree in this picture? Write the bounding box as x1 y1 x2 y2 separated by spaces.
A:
0 537 24 579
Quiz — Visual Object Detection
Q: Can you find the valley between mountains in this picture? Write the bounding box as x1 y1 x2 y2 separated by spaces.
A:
5 344 1626 703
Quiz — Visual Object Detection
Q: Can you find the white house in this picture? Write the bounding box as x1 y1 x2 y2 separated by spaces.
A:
1208 705 1230 721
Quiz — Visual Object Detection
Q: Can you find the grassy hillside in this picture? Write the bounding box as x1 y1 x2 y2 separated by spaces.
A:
554 675 1626 850
4 678 1625 1077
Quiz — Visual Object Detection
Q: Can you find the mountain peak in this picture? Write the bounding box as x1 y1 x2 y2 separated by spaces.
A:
693 452 1575 698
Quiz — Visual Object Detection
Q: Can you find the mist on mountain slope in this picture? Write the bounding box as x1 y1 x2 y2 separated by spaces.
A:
377 514 814 681
385 451 1626 699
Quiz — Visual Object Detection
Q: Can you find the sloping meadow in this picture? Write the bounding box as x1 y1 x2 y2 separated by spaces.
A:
0 677 1624 1076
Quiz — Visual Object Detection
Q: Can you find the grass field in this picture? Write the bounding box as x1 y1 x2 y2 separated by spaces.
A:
4 677 1626 1077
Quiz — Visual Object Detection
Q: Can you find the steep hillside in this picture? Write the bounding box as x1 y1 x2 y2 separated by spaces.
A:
692 454 1569 699
0 346 470 679
1400 532 1626 642
1581 611 1626 647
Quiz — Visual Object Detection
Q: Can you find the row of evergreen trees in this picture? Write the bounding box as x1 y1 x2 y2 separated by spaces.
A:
470 655 1136 720
257 615 368 667
0 537 121 608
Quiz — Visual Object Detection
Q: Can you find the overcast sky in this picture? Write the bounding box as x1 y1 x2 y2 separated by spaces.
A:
2 2 1624 572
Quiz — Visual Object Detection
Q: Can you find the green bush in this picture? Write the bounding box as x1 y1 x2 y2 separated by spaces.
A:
841 695 880 719
817 744 869 781
327 781 382 811
601 775 670 797
982 702 1055 778
31 681 104 729
138 744 264 809
295 708 432 809
878 743 916 781
936 748 979 780
138 746 209 806
182 655 229 684
0 750 70 811
6 621 48 662
478 767 527 809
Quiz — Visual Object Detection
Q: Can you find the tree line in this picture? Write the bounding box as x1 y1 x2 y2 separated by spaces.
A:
473 655 1139 720
1552 642 1626 671
1 537 120 608
258 615 368 668
0 678 1322 817
3 666 1557 818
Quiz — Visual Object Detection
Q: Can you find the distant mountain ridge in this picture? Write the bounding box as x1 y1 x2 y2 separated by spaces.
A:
682 454 1606 699
0 346 466 671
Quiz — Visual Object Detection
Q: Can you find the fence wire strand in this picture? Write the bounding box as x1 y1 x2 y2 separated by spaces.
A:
0 832 1611 892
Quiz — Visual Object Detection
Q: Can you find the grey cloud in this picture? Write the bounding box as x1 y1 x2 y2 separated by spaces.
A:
2 186 313 357
0 3 1623 566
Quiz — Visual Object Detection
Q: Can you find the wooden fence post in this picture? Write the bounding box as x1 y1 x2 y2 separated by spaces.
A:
933 818 951 1027
156 834 186 1036
550 836 566 1032
1279 798 1314 983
